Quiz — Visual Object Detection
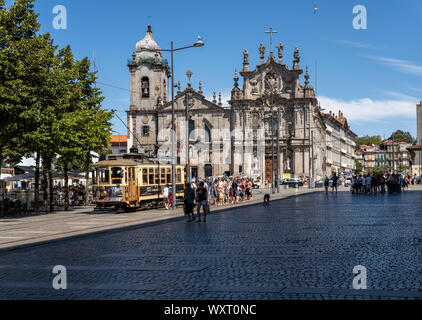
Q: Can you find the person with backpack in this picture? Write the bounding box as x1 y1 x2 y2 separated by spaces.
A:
196 181 208 223
184 183 196 222
324 175 329 195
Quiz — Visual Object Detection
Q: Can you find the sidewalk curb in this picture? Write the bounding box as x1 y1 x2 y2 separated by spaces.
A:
0 190 319 254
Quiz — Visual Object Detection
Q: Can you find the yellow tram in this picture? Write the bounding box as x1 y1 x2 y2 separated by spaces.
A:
92 155 185 210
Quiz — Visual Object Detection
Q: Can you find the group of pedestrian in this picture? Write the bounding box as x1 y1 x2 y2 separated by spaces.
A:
53 183 86 205
350 173 410 195
208 177 253 205
181 176 256 223
323 173 339 194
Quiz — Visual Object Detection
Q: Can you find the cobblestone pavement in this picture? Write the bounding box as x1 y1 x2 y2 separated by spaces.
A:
0 189 422 300
0 187 311 250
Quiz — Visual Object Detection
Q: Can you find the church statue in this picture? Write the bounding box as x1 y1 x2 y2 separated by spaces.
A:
277 42 284 63
259 43 265 62
285 155 292 171
243 49 249 64
293 47 300 69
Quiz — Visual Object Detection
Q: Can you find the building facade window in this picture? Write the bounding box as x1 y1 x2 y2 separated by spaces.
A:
188 119 195 138
141 77 150 98
205 124 211 143
142 126 150 136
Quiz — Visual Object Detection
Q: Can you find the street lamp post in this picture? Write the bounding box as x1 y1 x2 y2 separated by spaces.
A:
276 110 280 193
185 74 191 184
140 36 204 210
308 106 312 189
271 103 275 194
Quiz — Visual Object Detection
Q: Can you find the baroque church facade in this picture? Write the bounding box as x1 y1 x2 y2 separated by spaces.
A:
126 26 327 181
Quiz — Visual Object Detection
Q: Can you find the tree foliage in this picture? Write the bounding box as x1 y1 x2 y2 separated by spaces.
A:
0 0 113 211
355 135 383 150
388 130 415 144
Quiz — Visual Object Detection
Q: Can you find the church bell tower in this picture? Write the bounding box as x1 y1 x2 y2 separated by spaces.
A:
128 25 170 111
126 25 170 153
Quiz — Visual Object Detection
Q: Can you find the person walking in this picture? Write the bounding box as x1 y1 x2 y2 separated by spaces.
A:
163 184 170 209
332 173 339 193
195 181 208 223
324 175 329 195
184 183 196 222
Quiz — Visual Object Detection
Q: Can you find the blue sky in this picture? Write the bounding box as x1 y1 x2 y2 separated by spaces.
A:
13 0 422 138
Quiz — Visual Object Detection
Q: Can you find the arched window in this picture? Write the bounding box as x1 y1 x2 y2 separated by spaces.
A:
141 77 149 98
188 119 195 138
205 124 211 143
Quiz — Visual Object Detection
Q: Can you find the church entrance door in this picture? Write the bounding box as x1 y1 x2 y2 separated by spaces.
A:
204 164 213 178
265 156 278 184
191 167 198 179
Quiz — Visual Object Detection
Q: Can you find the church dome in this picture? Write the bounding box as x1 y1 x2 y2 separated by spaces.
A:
136 25 161 59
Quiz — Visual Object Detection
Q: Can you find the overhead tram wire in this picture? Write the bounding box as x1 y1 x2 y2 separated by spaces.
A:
112 111 143 154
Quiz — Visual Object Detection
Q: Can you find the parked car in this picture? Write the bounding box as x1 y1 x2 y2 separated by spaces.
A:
315 180 324 188
344 178 353 187
252 181 261 189
282 178 303 188
328 179 342 187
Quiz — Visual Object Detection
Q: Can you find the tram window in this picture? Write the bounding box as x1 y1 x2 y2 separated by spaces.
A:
111 167 123 184
154 169 159 184
149 168 154 184
91 170 96 184
99 168 110 183
142 169 148 184
161 168 166 184
128 167 132 181
166 168 171 183
176 169 182 183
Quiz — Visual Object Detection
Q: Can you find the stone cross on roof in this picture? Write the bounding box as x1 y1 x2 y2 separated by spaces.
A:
264 27 278 55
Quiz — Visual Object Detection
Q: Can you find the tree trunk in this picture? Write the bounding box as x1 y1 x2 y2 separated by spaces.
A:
64 163 69 211
42 156 48 207
84 153 90 206
34 151 40 212
47 157 54 212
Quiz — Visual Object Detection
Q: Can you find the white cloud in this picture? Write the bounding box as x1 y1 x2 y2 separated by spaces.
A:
318 95 417 123
370 56 422 77
331 39 380 50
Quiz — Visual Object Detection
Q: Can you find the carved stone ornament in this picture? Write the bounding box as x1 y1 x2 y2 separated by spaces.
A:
259 43 265 61
264 72 277 92
243 49 249 64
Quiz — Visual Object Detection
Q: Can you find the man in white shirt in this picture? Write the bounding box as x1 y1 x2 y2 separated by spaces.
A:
163 185 169 209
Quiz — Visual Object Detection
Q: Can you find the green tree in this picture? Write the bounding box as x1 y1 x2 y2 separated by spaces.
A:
0 0 44 214
55 48 112 210
354 159 363 175
388 130 415 144
355 135 383 150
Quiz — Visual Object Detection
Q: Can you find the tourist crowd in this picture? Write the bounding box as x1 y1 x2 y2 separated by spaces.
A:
53 183 87 205
161 177 257 222
349 173 413 194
